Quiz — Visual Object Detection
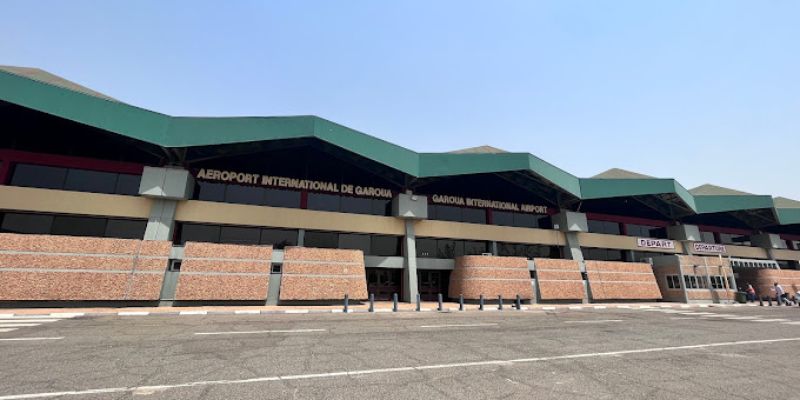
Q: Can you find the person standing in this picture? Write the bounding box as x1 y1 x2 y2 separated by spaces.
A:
774 282 787 305
745 283 757 303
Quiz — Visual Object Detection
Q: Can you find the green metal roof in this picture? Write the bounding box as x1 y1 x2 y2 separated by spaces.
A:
1 66 798 227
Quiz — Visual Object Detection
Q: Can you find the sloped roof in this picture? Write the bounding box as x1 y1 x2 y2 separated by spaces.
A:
774 197 800 208
0 66 119 102
592 168 655 179
449 145 508 154
1 65 797 227
690 184 754 196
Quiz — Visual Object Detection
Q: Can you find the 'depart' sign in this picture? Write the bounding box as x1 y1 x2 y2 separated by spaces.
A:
636 238 676 250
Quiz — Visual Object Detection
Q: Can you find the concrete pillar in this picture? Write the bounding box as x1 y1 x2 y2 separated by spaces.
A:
138 166 194 241
297 229 306 247
401 220 419 302
752 233 786 263
391 192 428 303
491 241 499 256
144 199 178 241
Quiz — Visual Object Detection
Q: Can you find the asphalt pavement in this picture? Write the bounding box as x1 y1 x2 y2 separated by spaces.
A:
1 305 799 399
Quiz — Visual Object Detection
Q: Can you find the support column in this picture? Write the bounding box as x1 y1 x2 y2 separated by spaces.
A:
392 192 428 303
402 220 419 302
138 166 194 241
144 199 178 240
752 233 786 263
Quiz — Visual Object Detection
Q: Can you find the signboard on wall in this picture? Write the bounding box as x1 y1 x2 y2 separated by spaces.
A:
430 194 548 214
637 238 675 250
195 168 394 199
692 242 727 254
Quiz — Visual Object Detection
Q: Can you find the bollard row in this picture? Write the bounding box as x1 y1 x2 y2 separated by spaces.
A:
350 293 526 312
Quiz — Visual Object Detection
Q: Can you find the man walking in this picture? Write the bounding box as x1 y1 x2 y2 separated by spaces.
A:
774 282 788 306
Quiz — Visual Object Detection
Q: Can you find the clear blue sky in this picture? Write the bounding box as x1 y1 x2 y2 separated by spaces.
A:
2 1 798 198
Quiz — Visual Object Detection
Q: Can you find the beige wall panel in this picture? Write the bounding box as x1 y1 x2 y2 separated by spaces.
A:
415 220 565 245
175 200 405 235
576 232 683 253
772 249 800 261
0 186 151 218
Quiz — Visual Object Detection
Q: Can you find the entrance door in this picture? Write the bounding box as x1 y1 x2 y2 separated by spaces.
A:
418 270 449 301
366 268 401 300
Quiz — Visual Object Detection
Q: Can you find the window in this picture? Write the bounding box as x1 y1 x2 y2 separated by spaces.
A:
666 275 681 289
307 193 340 212
370 235 401 257
625 224 666 239
260 228 297 249
498 242 561 259
338 233 371 253
304 230 339 248
219 226 261 245
430 205 462 222
10 164 66 189
461 208 486 224
587 220 621 235
493 211 545 228
104 219 147 239
683 275 698 289
178 224 221 244
583 248 624 261
696 275 708 289
719 233 750 246
416 238 437 258
0 213 54 234
10 164 141 196
700 231 716 243
0 212 146 239
436 239 463 258
225 185 266 205
196 181 226 202
51 215 107 237
711 276 725 289
340 196 373 215
416 238 489 258
264 188 302 208
271 264 282 274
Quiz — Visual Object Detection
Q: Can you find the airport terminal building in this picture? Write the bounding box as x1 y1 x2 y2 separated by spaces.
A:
1 66 799 306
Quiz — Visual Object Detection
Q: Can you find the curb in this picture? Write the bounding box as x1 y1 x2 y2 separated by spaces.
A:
0 302 771 318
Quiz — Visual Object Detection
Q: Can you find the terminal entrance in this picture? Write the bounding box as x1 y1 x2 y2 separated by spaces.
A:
366 268 401 301
418 270 450 301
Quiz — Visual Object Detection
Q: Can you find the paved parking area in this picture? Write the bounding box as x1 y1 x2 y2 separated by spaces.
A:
1 306 799 399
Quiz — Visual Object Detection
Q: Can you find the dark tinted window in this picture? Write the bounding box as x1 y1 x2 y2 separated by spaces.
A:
64 169 117 194
588 220 621 235
260 228 297 249
304 230 339 248
225 185 266 205
219 226 261 245
701 231 716 243
340 196 373 214
51 215 107 237
461 208 486 224
416 238 437 258
493 211 515 227
264 189 301 208
11 164 67 189
436 239 464 258
196 181 226 202
338 233 371 253
583 247 625 261
115 174 141 196
307 193 340 212
498 242 556 259
371 199 391 216
104 219 146 239
0 213 53 234
431 205 461 222
464 240 488 255
179 224 221 244
371 235 401 256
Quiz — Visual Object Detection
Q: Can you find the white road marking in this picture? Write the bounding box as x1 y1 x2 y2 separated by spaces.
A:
723 316 760 320
568 306 583 310
0 337 63 342
0 314 13 319
703 314 735 318
0 328 17 333
48 313 83 318
616 305 631 309
751 319 790 323
118 312 149 316
234 310 261 315
179 311 208 316
284 310 310 314
782 321 800 325
542 307 556 311
593 306 607 310
0 324 41 328
419 323 498 329
2 337 799 399
194 329 327 336
1 315 64 320
670 317 695 320
0 319 60 323
564 320 623 324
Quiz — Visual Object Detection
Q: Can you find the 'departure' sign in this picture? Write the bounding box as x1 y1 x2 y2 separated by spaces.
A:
195 168 393 199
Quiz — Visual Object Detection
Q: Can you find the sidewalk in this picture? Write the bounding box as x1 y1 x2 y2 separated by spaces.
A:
0 301 757 318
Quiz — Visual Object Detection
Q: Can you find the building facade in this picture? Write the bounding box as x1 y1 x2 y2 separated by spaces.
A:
1 66 799 306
